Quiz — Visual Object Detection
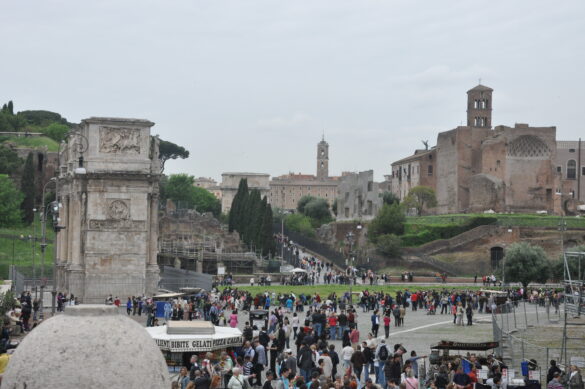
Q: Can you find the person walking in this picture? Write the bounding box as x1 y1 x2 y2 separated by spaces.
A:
392 306 400 327
371 310 380 337
229 310 239 328
569 365 584 389
350 326 360 348
456 302 464 326
399 306 406 327
465 305 473 326
383 314 391 338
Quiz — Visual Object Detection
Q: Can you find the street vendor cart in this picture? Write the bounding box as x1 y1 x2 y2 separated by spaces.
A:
146 321 243 375
250 309 269 330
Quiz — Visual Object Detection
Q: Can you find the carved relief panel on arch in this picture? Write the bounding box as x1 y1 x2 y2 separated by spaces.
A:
99 127 141 154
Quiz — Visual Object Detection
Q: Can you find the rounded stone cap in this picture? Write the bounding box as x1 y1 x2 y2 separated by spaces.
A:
2 304 170 389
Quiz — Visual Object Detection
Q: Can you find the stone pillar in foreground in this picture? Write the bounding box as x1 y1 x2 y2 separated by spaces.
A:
2 305 170 388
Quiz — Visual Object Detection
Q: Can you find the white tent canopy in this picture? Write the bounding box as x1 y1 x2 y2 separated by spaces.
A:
146 322 243 353
291 268 307 273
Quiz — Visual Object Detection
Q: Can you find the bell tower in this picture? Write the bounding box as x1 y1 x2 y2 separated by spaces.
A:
467 84 493 128
316 136 329 179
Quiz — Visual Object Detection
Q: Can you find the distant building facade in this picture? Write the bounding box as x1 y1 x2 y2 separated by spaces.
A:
387 84 583 215
269 137 340 210
193 177 217 189
389 148 436 201
220 172 270 213
336 170 382 221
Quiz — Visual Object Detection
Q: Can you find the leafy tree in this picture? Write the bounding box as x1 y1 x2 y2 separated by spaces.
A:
296 195 332 227
303 198 332 224
41 122 70 142
382 191 400 206
159 139 190 173
160 174 220 216
18 110 71 127
0 174 23 227
20 152 36 224
192 186 221 216
403 186 437 216
284 213 315 237
297 195 316 214
504 242 550 289
0 290 17 326
376 234 402 257
368 203 405 243
0 145 22 174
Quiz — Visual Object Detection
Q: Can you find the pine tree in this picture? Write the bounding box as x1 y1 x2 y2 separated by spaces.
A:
20 153 36 224
7 101 13 115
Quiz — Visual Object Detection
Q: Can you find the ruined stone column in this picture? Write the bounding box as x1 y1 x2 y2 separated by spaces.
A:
145 192 160 296
67 191 85 299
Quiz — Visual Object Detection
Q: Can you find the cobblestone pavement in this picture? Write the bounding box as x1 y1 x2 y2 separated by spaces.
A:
125 303 495 360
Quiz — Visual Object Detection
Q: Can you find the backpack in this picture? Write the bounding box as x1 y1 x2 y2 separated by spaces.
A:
379 345 389 361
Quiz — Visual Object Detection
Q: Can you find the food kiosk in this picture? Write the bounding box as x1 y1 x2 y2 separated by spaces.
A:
146 321 243 374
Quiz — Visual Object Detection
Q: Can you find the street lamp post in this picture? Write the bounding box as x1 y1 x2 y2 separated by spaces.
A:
39 177 57 319
346 231 355 304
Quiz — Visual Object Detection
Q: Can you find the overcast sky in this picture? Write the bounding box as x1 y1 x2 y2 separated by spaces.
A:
2 1 584 182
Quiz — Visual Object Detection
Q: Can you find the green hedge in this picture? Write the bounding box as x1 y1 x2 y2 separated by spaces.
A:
401 216 497 247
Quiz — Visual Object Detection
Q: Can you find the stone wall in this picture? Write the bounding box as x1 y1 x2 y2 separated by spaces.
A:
336 170 381 221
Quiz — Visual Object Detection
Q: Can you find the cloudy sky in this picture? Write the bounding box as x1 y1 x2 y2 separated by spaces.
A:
1 1 584 181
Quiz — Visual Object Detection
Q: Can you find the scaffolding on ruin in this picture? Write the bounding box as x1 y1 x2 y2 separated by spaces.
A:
158 239 263 274
560 251 585 366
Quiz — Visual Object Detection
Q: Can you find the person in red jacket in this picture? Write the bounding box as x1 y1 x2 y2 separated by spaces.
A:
410 293 418 311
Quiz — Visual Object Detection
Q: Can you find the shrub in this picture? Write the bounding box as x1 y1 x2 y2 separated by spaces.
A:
376 234 402 257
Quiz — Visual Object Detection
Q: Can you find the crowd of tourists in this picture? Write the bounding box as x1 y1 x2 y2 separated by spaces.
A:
170 285 581 389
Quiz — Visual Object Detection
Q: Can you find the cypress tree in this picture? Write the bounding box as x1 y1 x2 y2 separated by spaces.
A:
243 189 261 245
254 196 267 246
7 101 13 115
228 178 248 232
20 152 36 224
235 179 249 234
260 203 274 256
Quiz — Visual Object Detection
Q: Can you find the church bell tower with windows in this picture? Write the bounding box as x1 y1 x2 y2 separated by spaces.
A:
316 136 329 179
467 84 493 128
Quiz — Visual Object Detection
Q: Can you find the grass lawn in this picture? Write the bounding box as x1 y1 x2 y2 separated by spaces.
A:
220 284 496 296
0 220 54 279
2 136 60 152
406 214 585 228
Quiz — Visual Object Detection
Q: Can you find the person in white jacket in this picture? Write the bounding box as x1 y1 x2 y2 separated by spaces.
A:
227 367 254 389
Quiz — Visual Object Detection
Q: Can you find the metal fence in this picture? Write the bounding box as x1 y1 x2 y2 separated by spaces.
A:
275 224 346 268
159 266 212 292
492 299 585 376
10 265 54 295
